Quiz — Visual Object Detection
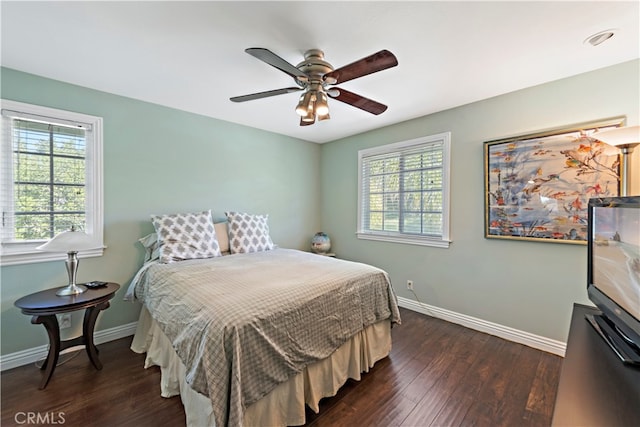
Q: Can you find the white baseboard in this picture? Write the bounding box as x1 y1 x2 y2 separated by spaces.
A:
2 300 565 371
397 296 566 357
0 321 137 372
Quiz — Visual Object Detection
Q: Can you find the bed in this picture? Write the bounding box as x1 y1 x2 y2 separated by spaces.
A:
126 211 401 427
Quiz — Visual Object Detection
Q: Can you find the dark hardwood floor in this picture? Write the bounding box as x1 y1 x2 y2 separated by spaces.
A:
1 308 562 426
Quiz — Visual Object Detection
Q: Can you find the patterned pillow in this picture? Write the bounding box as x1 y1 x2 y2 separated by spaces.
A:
151 210 221 263
225 212 275 254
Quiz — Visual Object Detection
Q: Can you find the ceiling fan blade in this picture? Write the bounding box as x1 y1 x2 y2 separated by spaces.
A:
329 87 388 115
324 50 398 84
230 87 302 102
245 48 309 81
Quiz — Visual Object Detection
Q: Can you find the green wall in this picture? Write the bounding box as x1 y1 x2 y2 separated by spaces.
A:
1 68 321 355
319 59 640 343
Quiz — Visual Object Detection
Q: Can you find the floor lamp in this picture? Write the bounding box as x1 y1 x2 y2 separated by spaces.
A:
590 125 639 196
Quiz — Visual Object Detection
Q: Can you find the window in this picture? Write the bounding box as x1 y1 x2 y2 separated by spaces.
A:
357 132 451 248
1 100 103 266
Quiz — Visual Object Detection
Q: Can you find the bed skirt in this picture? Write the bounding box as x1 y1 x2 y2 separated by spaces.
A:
130 306 392 426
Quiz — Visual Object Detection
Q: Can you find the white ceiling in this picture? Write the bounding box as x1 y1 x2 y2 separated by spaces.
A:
1 1 638 143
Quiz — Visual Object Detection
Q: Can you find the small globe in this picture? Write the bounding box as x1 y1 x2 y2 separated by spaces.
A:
311 232 331 253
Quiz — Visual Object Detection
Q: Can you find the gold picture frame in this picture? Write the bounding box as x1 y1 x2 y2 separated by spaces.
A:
484 117 624 244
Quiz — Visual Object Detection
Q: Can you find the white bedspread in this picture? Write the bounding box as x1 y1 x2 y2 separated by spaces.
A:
133 248 401 427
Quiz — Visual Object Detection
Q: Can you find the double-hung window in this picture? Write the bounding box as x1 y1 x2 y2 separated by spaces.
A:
357 132 451 248
1 100 104 266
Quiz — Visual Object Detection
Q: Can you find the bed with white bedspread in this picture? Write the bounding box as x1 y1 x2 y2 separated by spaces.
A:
128 247 401 426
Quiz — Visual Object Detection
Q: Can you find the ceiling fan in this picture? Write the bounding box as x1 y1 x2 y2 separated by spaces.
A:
230 48 398 126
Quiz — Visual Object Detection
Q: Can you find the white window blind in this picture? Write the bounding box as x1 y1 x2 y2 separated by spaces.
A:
2 119 87 241
1 100 104 265
357 132 451 248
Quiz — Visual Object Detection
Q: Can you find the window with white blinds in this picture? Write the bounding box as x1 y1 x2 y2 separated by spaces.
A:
1 100 104 265
357 132 451 248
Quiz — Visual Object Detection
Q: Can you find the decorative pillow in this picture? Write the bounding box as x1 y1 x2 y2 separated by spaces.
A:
138 232 160 262
150 210 221 263
214 222 230 254
225 211 275 254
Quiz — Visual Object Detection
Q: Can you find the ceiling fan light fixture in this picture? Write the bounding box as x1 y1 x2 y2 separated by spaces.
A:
318 112 330 122
315 91 329 116
308 92 317 114
301 109 315 123
295 91 313 116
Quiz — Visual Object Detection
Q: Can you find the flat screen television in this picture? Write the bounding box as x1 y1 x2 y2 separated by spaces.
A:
586 196 640 365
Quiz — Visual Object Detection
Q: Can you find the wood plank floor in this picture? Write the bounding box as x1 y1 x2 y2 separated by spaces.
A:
1 308 563 426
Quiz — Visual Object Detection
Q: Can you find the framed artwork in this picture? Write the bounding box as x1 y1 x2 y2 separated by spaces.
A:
484 117 624 244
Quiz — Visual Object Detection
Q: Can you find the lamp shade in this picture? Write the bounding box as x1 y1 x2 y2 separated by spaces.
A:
591 125 639 197
36 229 95 252
591 125 640 149
37 228 95 296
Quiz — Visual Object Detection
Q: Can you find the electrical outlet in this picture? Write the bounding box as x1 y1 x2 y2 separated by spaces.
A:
407 280 414 290
59 314 71 330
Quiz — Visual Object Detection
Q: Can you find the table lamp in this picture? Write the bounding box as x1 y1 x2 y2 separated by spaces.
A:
590 125 640 196
36 227 95 296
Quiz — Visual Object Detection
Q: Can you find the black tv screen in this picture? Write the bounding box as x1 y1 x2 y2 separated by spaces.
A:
586 196 640 365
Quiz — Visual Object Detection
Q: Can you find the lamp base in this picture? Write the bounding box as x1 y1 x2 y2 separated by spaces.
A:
56 284 88 296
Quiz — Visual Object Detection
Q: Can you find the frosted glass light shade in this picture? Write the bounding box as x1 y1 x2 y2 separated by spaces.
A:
591 125 640 149
315 92 329 115
36 230 95 252
295 92 314 116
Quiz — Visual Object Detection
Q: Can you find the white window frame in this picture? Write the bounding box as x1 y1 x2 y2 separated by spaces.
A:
1 99 104 266
357 132 451 248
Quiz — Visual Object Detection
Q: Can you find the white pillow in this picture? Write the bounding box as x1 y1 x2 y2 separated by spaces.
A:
151 210 221 263
214 222 230 254
225 211 274 254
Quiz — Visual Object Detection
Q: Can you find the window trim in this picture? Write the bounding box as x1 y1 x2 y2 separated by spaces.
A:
357 132 451 248
1 99 104 266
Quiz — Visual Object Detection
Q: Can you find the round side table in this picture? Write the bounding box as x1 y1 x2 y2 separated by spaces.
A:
14 283 120 389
